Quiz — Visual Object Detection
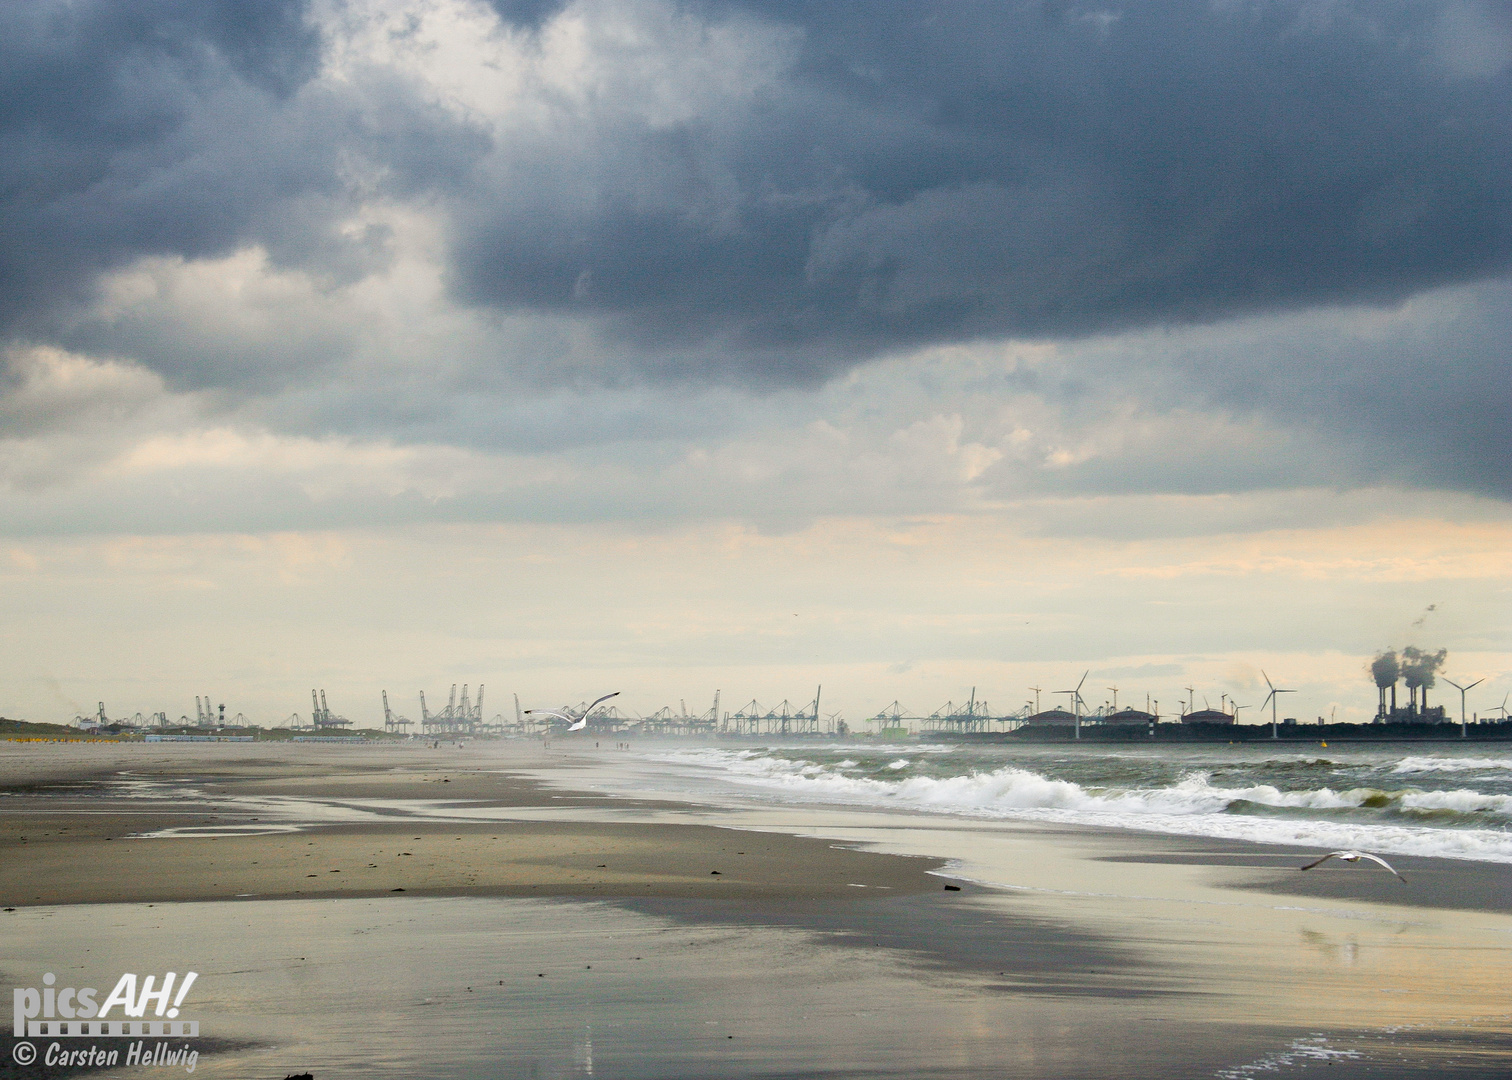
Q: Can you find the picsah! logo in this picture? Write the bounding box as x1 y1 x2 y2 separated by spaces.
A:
13 970 199 1036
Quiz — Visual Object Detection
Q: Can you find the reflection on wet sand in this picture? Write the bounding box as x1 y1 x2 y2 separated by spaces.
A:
0 896 1275 1080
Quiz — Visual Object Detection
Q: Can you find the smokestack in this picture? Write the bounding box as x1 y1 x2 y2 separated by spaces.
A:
1400 646 1447 718
1370 650 1399 718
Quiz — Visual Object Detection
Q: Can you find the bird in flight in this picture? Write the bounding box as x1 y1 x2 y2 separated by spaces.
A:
526 691 620 731
1299 850 1405 881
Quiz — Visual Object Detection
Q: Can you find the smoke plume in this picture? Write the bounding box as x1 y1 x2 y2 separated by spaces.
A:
1370 650 1400 689
1399 646 1448 690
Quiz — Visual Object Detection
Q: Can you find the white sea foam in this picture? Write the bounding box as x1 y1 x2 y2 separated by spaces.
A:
1216 1036 1362 1080
1397 788 1512 814
650 748 1512 864
1392 755 1512 774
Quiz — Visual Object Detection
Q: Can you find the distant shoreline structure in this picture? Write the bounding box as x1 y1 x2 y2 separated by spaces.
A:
948 719 1512 743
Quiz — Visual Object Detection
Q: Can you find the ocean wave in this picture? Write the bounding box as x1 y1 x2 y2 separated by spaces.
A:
1392 755 1512 774
650 747 1512 863
664 749 1511 818
1398 788 1512 814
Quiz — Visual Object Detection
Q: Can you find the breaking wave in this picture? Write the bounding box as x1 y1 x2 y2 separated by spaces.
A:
652 748 1512 864
1391 755 1512 774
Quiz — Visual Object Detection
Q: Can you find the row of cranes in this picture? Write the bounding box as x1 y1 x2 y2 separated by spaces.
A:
378 678 1279 739
513 680 1234 739
379 688 836 738
74 698 246 730
379 684 485 735
510 688 839 738
519 690 730 737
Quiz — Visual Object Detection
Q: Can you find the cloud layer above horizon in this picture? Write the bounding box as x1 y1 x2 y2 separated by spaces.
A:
1 0 1510 535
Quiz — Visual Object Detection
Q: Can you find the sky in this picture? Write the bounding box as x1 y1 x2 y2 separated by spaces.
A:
1 0 1509 727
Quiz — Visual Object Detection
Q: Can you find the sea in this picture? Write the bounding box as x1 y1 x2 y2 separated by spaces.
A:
613 740 1512 864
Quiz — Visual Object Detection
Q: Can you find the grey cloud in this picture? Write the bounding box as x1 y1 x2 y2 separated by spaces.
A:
5 0 1508 384
1 2 321 323
0 0 484 379
1102 279 1512 499
5 0 1508 383
1 0 1509 520
451 0 1512 381
485 0 573 30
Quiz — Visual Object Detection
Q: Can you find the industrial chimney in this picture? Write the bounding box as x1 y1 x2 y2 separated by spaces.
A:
1370 650 1399 720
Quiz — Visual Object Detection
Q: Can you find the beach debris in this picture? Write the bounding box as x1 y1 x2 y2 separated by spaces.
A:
284 1073 313 1079
1299 850 1405 881
943 884 961 891
710 870 721 875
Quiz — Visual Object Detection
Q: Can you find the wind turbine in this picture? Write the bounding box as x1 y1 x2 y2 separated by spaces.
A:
1259 671 1296 740
1443 677 1482 739
1056 671 1089 740
526 691 621 732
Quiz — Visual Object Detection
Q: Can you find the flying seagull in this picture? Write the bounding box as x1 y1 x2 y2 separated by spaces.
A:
525 691 620 731
1299 850 1405 881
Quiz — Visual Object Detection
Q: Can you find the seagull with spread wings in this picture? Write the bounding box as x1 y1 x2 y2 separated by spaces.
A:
1299 850 1405 881
525 691 620 732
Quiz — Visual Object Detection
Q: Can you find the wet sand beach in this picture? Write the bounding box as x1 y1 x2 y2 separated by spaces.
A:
0 742 942 905
3 739 1511 1079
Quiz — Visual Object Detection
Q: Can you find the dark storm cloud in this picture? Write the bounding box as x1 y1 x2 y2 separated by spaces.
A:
4 0 1508 387
451 0 1512 383
0 0 484 388
1 0 1509 510
0 1 320 323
